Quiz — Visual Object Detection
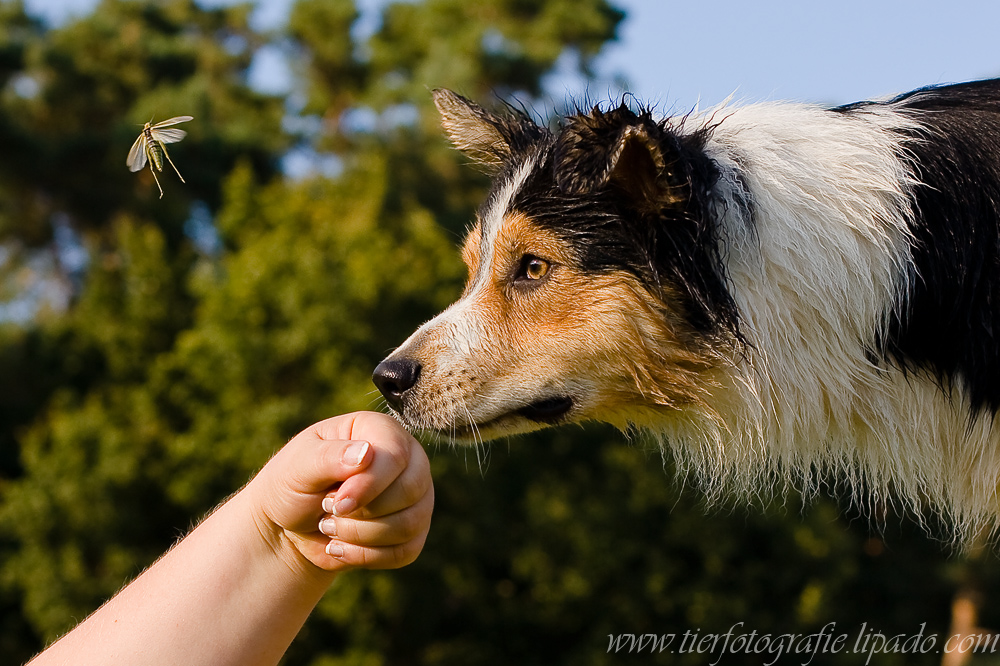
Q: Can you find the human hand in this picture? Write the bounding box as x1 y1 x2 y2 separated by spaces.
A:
247 412 434 573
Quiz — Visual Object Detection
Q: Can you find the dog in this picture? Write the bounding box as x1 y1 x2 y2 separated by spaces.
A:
373 81 1000 540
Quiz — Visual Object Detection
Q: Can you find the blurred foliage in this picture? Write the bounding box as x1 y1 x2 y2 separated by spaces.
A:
0 1 997 665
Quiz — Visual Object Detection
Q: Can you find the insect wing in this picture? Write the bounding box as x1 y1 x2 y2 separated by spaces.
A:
151 116 193 129
127 133 149 172
148 116 191 145
150 127 187 144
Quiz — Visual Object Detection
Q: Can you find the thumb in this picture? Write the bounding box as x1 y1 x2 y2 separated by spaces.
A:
266 432 374 497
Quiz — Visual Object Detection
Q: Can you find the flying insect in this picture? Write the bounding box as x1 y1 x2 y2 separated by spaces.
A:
127 116 193 198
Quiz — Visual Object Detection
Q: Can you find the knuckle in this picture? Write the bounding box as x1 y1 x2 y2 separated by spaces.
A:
340 520 361 545
397 468 426 505
391 541 419 567
319 442 342 474
395 507 424 541
383 442 410 473
355 545 375 568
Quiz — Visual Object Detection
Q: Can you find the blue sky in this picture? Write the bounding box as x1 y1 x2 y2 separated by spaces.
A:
596 0 1000 110
23 0 1000 110
9 0 1000 319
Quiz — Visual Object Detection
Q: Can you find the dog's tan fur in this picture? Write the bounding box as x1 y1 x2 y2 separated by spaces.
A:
387 208 722 441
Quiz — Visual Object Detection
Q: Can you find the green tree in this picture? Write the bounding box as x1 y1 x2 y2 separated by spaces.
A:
0 1 995 665
0 0 287 658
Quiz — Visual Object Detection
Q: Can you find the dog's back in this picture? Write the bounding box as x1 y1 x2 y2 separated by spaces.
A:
873 81 1000 412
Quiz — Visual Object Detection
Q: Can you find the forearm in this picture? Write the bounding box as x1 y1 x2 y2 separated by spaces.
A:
27 412 432 666
29 487 336 666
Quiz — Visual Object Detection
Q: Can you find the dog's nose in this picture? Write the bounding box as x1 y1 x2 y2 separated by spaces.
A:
372 359 422 411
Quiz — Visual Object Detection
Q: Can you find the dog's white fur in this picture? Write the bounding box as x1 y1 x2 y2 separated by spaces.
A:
669 103 998 539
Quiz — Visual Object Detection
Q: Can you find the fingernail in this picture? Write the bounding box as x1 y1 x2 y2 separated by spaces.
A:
343 441 371 467
319 518 337 537
332 497 356 517
322 497 335 514
326 542 344 558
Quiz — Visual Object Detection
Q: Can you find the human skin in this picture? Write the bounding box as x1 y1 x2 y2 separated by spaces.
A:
28 411 434 666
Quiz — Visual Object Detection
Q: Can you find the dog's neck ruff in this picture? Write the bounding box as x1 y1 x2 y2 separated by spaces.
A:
669 97 1000 541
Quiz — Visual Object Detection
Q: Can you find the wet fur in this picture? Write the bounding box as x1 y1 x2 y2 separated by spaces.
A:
374 81 1000 543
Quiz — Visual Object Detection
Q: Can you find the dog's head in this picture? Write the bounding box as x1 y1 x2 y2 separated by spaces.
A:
373 90 741 441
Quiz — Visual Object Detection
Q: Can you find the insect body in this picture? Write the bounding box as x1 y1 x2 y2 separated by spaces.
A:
127 116 193 198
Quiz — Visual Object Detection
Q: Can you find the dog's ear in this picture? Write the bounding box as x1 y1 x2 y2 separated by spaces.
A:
554 105 680 210
433 89 518 168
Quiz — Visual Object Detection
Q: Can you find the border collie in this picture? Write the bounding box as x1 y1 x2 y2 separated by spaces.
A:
373 81 1000 541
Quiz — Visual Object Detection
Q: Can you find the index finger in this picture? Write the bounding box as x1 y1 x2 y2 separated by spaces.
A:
307 411 410 445
325 417 424 516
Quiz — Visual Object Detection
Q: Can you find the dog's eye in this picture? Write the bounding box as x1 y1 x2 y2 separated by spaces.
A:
525 257 549 280
515 254 550 284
